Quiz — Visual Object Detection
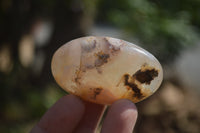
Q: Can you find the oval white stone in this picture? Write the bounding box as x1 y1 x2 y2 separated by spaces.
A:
51 36 163 105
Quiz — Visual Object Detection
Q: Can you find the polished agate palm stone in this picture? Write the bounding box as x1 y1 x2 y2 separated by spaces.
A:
51 36 163 105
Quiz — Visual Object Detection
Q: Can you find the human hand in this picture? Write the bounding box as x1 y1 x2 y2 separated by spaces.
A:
30 95 138 133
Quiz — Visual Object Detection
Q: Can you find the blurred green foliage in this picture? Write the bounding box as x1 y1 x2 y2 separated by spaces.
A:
97 0 200 62
0 67 66 133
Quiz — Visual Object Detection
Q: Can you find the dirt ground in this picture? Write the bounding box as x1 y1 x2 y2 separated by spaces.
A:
134 81 200 133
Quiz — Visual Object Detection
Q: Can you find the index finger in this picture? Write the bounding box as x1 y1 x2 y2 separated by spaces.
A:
30 95 85 133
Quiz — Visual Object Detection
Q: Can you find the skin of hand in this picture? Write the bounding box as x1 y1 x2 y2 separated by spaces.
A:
30 95 138 133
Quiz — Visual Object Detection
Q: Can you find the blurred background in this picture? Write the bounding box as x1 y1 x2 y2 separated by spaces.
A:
0 0 200 132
